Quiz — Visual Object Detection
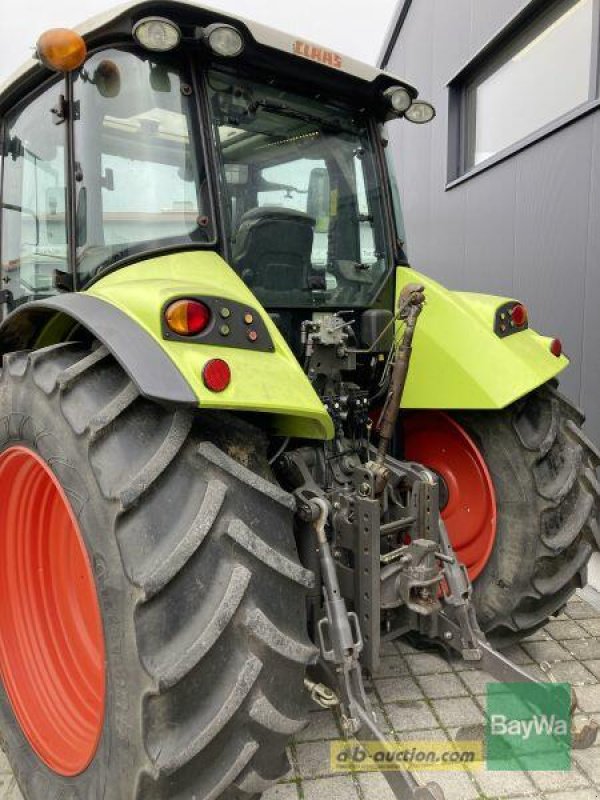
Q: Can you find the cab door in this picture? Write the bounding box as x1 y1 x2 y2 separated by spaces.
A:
0 79 69 320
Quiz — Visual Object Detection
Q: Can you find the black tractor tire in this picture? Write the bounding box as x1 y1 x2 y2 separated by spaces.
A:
455 382 600 647
0 342 317 800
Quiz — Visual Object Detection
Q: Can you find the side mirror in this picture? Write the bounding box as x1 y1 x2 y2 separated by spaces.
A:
307 167 330 231
93 60 121 98
150 64 172 93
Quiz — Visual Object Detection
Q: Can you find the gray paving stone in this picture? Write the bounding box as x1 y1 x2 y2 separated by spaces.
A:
546 620 590 640
564 638 600 661
371 703 395 736
431 696 484 727
380 640 401 656
574 684 600 713
417 673 468 700
521 640 574 663
584 660 600 680
416 768 480 800
579 620 600 637
302 775 359 800
404 653 454 675
538 659 597 686
295 741 345 779
282 748 296 781
1 780 24 800
394 726 448 743
375 675 424 703
474 767 535 797
357 772 397 800
457 669 499 695
567 602 600 620
543 790 600 800
294 710 341 743
573 744 600 781
262 783 300 800
373 656 410 678
384 700 439 733
528 764 591 792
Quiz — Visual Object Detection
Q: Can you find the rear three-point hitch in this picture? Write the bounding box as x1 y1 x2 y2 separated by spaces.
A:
277 285 598 800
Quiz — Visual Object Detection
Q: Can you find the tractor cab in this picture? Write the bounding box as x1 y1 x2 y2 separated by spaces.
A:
0 5 432 321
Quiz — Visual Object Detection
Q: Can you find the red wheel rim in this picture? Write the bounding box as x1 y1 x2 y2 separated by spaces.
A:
403 412 497 581
0 446 105 776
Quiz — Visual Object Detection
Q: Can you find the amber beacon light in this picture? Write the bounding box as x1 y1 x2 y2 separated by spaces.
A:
36 29 88 72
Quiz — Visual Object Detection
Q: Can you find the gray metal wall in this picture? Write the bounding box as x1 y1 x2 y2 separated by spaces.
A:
384 0 600 444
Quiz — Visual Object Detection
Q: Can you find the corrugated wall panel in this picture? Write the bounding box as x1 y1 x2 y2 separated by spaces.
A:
512 120 593 400
386 0 600 442
469 0 529 51
463 159 517 296
581 113 600 435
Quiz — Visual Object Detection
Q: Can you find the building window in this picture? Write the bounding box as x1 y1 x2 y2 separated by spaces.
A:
451 0 598 177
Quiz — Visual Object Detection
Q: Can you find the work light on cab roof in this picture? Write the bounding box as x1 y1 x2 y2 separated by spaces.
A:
132 16 181 51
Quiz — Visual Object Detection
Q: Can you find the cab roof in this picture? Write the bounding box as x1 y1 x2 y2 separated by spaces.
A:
0 0 417 112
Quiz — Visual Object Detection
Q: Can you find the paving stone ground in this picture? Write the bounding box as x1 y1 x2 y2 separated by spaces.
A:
2 592 600 800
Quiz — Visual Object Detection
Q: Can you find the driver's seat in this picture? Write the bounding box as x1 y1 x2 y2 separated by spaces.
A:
232 206 315 291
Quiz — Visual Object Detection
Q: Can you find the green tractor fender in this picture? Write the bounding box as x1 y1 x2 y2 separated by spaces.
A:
397 267 568 409
0 251 334 441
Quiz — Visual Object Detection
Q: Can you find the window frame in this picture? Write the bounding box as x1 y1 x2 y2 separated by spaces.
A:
72 44 220 288
0 73 70 314
447 0 600 187
203 64 400 310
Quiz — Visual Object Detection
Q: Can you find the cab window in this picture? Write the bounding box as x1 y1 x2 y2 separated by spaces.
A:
1 81 68 308
72 48 213 285
208 69 390 309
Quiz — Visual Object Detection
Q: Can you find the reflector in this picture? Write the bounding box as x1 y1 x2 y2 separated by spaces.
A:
550 338 563 357
203 359 231 392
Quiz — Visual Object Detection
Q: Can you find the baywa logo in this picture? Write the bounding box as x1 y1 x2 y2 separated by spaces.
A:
490 714 569 741
486 682 571 771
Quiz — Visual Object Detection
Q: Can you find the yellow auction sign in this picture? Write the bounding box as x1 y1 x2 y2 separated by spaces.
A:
330 740 485 772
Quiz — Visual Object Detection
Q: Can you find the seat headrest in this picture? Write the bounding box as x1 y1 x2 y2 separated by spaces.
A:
239 206 316 226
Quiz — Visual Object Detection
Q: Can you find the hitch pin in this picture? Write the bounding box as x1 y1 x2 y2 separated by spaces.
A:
304 678 339 709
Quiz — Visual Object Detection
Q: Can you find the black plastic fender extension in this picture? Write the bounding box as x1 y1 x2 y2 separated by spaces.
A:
0 294 197 406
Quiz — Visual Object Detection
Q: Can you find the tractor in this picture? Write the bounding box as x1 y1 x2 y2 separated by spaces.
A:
0 4 598 799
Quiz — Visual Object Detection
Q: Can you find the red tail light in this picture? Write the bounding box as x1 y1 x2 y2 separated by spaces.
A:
550 338 563 358
165 299 211 336
510 303 528 327
203 359 231 392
